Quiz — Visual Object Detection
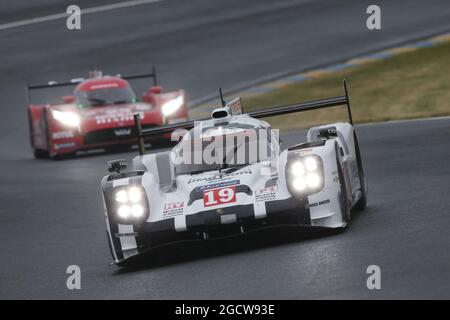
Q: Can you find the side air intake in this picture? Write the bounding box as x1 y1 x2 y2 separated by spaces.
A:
211 107 230 119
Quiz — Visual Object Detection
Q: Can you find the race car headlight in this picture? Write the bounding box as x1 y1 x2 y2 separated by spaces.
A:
286 154 324 197
161 96 184 116
112 185 149 223
52 110 80 127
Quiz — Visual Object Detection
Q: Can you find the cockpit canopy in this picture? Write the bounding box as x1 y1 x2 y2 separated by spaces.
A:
74 77 137 107
173 123 279 175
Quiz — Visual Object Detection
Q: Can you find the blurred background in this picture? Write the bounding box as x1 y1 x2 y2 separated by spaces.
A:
1 0 450 299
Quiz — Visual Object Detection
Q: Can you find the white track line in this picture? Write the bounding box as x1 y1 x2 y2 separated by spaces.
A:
0 0 164 31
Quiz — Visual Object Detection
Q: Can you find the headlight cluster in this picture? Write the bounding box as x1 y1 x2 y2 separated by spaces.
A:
286 154 324 197
52 110 80 127
162 95 184 116
113 186 149 223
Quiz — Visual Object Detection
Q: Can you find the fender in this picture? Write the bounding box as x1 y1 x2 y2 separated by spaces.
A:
307 122 361 205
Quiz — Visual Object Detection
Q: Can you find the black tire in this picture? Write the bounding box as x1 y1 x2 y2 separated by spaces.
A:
43 110 57 159
352 132 367 212
28 109 49 159
52 152 76 160
33 148 49 159
336 152 350 227
106 231 117 263
27 109 34 147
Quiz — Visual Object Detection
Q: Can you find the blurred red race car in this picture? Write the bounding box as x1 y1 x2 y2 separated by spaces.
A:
27 68 188 158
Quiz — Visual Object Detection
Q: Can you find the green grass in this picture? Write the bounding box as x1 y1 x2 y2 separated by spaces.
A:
243 41 450 130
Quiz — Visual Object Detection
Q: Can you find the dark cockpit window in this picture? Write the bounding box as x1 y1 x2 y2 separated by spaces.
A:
75 86 136 107
174 127 278 175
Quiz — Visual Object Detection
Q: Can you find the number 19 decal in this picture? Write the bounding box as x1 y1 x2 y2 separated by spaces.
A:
203 186 237 207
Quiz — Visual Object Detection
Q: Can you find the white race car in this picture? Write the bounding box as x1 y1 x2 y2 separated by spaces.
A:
101 81 367 265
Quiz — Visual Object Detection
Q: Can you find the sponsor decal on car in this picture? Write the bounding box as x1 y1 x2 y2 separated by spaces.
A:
95 111 145 124
203 186 237 207
115 232 138 238
255 185 278 202
163 201 185 217
304 199 331 209
89 82 119 90
187 169 252 184
52 131 74 139
55 142 76 149
196 180 240 192
133 103 152 111
114 128 131 136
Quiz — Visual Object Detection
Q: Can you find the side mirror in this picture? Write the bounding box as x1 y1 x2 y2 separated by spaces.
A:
108 159 127 173
62 95 75 104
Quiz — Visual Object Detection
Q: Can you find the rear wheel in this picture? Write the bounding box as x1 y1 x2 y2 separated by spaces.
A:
352 132 367 211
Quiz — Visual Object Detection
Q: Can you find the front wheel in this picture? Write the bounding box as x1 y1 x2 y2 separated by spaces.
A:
33 148 49 159
28 110 49 159
337 154 350 227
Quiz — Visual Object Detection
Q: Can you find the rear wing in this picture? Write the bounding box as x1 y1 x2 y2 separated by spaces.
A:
26 67 158 105
133 79 353 155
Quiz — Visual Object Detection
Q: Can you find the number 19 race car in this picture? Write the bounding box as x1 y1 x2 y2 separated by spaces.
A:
27 68 188 158
101 81 367 266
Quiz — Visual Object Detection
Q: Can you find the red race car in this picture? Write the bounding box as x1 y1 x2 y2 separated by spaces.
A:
27 68 188 158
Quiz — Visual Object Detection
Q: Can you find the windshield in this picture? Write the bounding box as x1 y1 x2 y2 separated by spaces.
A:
174 129 277 175
75 86 136 107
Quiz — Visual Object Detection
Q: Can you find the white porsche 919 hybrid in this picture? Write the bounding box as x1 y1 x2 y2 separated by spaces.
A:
101 81 367 265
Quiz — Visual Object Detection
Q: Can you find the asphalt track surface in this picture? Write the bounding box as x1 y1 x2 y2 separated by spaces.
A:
1 0 450 299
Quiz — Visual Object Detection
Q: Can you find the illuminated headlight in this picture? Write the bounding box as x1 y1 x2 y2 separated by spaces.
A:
305 157 318 171
292 177 306 192
286 155 324 197
131 204 145 218
161 96 184 116
128 187 142 203
306 173 321 188
290 161 305 176
117 205 131 218
115 190 128 203
52 110 80 127
113 185 148 223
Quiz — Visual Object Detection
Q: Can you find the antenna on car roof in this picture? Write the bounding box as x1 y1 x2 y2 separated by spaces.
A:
219 88 226 107
152 66 158 86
